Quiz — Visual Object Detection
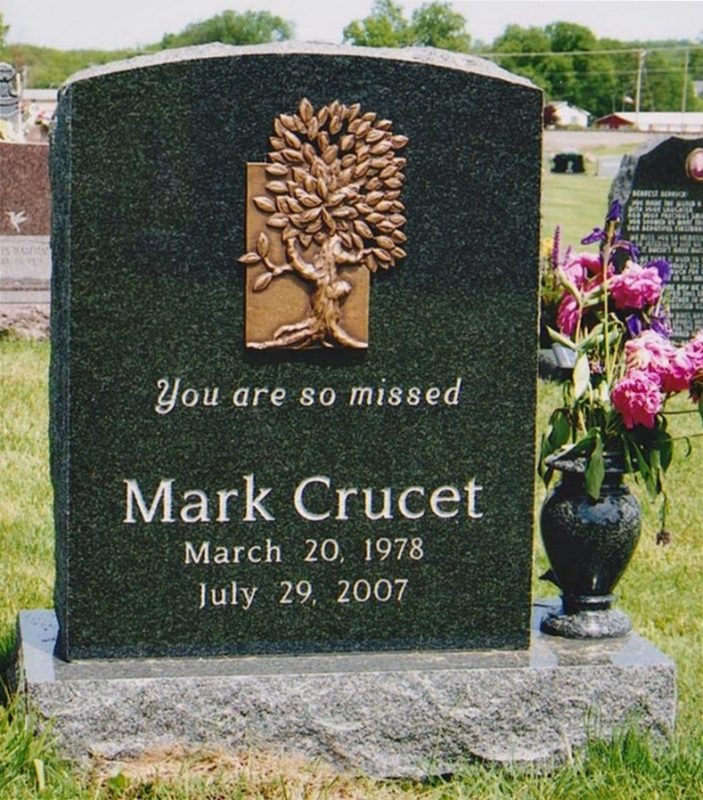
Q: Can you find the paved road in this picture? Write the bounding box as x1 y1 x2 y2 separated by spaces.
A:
544 130 653 153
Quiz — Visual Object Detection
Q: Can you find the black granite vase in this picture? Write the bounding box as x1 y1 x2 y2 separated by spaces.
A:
539 452 641 638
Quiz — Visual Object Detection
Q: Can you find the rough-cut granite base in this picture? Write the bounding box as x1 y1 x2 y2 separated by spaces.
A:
15 602 675 778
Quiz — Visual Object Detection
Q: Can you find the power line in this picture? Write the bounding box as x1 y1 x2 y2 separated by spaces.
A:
479 45 700 58
534 68 694 76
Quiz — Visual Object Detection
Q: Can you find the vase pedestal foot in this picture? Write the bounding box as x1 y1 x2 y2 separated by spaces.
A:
540 594 632 639
540 608 632 638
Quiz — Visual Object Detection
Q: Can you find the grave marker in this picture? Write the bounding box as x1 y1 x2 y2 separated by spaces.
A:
0 141 51 307
0 61 21 136
610 137 703 340
50 44 542 660
15 44 676 775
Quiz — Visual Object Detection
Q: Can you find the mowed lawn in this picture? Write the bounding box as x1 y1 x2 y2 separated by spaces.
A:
0 165 701 798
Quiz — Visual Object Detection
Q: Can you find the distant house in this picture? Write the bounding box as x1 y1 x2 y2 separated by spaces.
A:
545 101 590 129
595 112 703 133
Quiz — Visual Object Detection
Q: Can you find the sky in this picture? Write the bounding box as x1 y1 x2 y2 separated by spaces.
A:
2 1 702 50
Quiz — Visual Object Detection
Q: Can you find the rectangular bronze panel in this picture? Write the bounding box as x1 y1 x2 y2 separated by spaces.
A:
244 163 369 348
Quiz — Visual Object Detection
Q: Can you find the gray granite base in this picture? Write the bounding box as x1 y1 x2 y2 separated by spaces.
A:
14 602 675 778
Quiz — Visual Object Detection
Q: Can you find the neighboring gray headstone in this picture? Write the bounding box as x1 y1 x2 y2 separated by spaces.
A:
610 137 703 340
50 43 542 661
0 61 22 142
0 62 20 121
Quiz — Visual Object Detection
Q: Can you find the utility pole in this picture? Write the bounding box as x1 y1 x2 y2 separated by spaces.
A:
681 47 689 114
635 49 646 125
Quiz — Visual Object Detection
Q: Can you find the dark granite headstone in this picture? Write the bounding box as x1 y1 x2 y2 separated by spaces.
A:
552 153 585 174
50 43 542 660
0 142 51 306
610 137 703 340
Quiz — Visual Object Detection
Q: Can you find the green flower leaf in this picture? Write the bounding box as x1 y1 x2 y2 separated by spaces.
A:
585 432 604 500
573 353 590 400
658 432 674 473
546 326 576 349
561 431 597 460
556 267 582 300
540 409 573 485
576 323 603 351
549 409 571 450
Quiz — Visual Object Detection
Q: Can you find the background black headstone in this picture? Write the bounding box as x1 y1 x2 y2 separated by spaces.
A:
610 137 703 340
51 44 542 660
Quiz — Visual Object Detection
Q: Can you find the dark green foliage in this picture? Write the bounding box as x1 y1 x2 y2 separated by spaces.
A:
160 10 293 49
0 43 145 88
490 25 556 93
343 0 412 48
491 24 702 117
343 0 470 52
0 10 293 88
409 2 471 51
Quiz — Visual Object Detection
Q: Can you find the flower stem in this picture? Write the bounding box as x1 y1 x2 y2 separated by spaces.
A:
601 220 617 387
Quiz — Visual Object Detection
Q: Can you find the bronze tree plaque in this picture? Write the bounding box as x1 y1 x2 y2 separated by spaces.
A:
239 98 408 349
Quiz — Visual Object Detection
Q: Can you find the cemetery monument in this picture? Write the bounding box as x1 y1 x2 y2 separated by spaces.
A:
15 43 675 777
0 62 51 310
610 136 703 340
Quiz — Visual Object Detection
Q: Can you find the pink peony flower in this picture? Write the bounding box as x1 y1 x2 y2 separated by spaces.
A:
561 258 586 289
611 369 663 429
685 331 703 371
561 252 602 287
557 294 580 336
661 349 695 394
609 263 662 310
578 252 603 276
625 330 672 376
625 331 696 395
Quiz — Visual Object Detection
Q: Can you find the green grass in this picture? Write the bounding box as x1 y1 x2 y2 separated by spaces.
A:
542 169 613 249
0 341 53 678
1 157 701 796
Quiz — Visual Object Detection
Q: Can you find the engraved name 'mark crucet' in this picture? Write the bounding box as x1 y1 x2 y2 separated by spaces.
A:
239 98 408 350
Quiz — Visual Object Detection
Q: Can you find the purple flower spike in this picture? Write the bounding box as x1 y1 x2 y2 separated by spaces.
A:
581 228 605 245
626 314 643 338
606 200 623 222
611 239 640 266
651 314 672 338
646 258 672 284
551 226 561 270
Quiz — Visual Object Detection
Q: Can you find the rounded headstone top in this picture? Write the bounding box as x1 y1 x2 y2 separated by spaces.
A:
61 41 539 92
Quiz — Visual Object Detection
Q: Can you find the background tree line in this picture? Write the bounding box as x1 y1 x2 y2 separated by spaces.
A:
1 1 701 119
